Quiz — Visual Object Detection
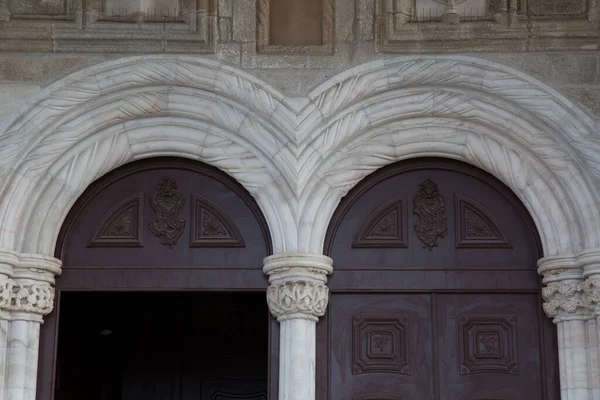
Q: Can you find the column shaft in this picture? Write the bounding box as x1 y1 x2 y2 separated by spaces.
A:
279 318 316 400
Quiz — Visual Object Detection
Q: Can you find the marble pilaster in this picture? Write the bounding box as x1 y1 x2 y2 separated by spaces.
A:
0 251 60 400
264 253 333 400
540 250 600 400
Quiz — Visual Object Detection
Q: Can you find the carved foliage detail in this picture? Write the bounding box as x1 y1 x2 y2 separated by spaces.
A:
459 315 519 375
149 177 186 248
455 194 511 248
267 281 329 321
354 197 408 248
0 276 54 315
190 194 245 248
89 192 144 247
353 316 410 375
413 179 447 250
210 391 267 400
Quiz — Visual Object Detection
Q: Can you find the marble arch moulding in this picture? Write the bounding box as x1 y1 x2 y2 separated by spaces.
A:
0 56 599 266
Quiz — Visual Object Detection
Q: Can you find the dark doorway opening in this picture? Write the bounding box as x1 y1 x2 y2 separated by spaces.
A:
54 292 269 400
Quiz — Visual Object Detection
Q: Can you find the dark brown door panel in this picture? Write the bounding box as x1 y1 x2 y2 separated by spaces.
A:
435 293 544 400
330 294 434 400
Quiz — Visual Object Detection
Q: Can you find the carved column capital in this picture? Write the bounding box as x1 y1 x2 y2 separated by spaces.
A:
542 281 590 321
264 253 333 322
539 254 590 321
0 251 61 322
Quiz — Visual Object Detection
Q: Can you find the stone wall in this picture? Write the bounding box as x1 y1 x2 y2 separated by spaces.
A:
1 52 600 124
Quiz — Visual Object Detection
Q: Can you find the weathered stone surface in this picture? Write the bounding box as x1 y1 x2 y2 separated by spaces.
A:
0 83 40 115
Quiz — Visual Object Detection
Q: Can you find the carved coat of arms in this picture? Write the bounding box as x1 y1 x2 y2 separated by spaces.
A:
148 177 186 247
413 179 448 250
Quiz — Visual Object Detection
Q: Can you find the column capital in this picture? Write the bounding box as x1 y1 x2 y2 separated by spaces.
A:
542 281 590 321
264 253 333 322
0 250 61 322
538 249 600 321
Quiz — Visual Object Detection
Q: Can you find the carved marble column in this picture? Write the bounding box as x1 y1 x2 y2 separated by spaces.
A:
0 251 60 400
264 253 332 400
540 253 599 400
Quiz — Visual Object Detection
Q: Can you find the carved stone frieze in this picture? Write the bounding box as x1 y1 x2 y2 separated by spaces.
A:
376 0 600 53
413 179 448 250
149 177 186 248
0 0 216 53
0 275 54 316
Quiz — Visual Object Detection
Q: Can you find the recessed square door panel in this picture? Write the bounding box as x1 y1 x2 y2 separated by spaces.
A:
330 294 434 400
435 294 544 400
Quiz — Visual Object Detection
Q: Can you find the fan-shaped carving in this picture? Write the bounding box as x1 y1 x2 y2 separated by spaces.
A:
455 194 511 248
190 194 245 248
353 197 408 248
88 192 144 247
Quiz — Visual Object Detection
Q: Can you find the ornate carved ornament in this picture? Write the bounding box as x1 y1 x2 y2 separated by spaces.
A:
583 278 600 308
89 192 144 247
455 194 511 249
0 276 54 317
353 197 408 248
542 281 590 319
190 194 245 248
413 179 448 250
266 280 329 321
149 177 186 248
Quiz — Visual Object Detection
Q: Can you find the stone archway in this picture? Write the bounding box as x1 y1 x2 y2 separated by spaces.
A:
0 55 598 399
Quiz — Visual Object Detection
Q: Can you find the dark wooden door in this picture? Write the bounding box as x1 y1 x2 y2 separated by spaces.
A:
38 158 275 400
320 158 559 400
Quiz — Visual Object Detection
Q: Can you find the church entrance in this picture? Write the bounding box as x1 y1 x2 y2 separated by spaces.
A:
36 158 275 400
319 158 560 400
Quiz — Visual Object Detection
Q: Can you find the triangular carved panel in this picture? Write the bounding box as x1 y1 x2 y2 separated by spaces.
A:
88 192 144 247
190 194 245 248
455 194 511 249
353 197 408 248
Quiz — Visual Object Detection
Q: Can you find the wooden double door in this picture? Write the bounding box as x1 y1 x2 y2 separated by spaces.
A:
318 159 559 400
40 157 559 400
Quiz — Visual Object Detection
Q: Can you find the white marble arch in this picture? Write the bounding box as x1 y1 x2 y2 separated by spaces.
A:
0 55 599 260
0 53 600 400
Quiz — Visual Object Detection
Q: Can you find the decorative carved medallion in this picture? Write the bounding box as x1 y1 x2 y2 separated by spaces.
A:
190 194 245 248
89 192 144 247
211 391 267 400
459 315 519 375
148 177 186 248
353 315 410 375
455 194 511 248
353 197 408 248
413 179 447 250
